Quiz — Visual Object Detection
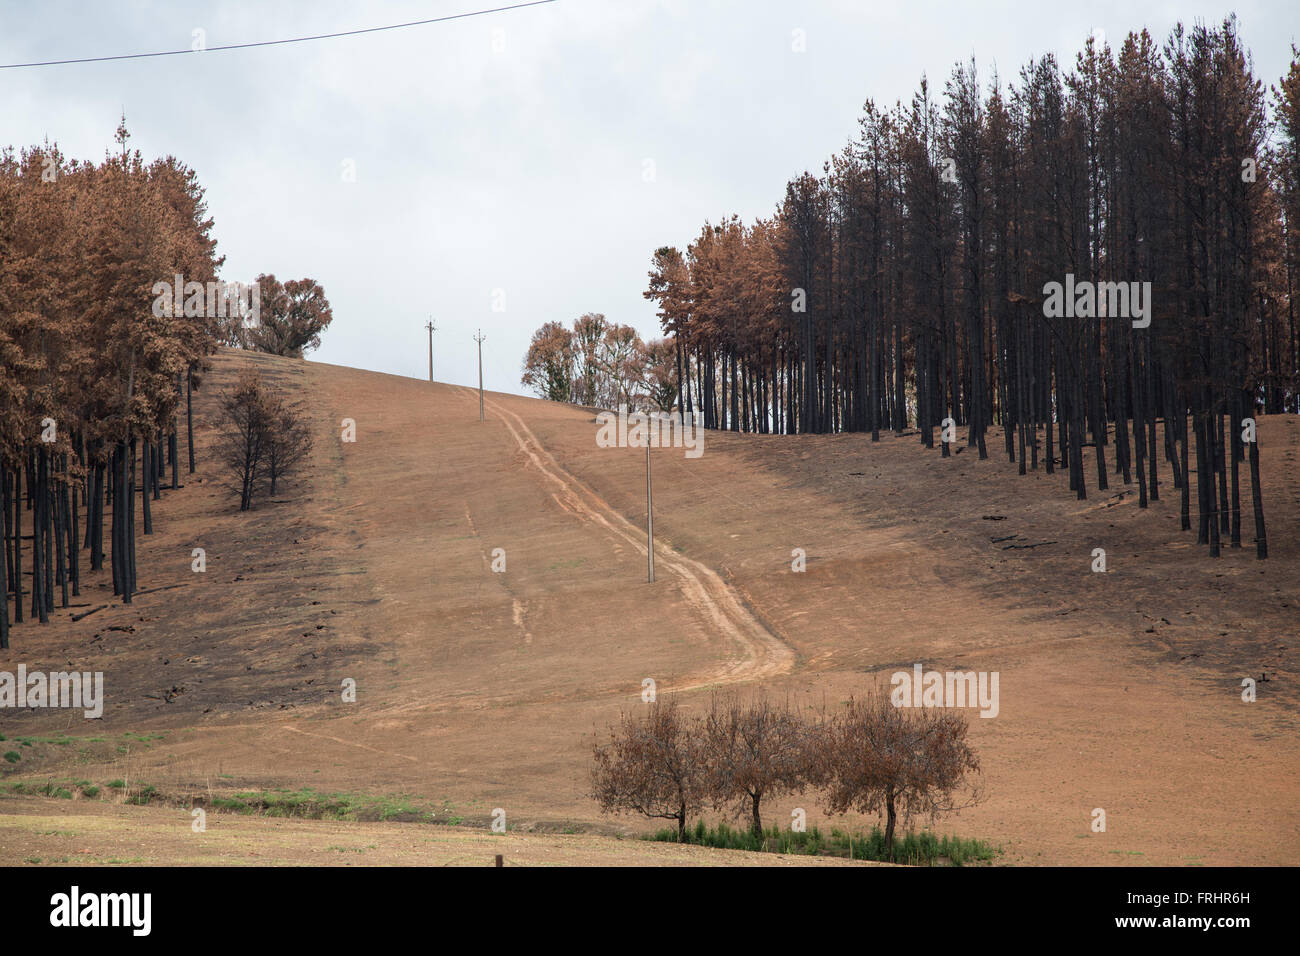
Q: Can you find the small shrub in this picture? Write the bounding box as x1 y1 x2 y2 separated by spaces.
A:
126 784 157 805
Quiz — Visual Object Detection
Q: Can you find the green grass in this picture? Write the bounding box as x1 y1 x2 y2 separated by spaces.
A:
32 782 75 799
645 819 1000 865
7 734 77 750
546 558 587 572
205 787 439 823
3 779 104 799
7 776 463 829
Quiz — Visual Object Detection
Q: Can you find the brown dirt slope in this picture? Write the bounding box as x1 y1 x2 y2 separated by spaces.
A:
1 347 1296 866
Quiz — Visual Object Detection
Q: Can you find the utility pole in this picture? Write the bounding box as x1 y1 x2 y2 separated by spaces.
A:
645 439 655 583
474 329 486 421
425 317 435 383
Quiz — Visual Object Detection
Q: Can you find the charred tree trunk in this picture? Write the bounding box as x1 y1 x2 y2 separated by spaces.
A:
142 440 154 535
0 468 9 649
90 461 105 572
187 369 196 474
11 465 21 624
128 436 138 596
1247 410 1267 559
66 461 79 598
31 451 48 623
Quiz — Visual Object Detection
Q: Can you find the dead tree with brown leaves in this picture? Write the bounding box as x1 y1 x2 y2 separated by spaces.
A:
699 693 817 837
263 395 313 498
590 698 705 842
819 691 982 862
216 370 272 512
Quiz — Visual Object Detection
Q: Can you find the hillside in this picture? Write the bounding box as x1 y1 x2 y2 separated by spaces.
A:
1 347 1297 866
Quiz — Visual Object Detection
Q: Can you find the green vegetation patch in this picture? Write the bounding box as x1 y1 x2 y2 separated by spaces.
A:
645 820 1000 866
206 788 440 823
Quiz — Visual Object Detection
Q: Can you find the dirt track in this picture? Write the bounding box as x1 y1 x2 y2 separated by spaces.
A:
2 348 1297 866
472 385 796 689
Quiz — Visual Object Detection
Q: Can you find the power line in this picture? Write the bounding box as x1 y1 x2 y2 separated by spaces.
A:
0 0 557 70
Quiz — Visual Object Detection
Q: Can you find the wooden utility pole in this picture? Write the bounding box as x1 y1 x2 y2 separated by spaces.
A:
474 329 486 421
645 440 655 583
425 318 436 382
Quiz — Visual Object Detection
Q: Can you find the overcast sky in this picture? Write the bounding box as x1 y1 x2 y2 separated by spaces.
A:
3 0 1297 396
